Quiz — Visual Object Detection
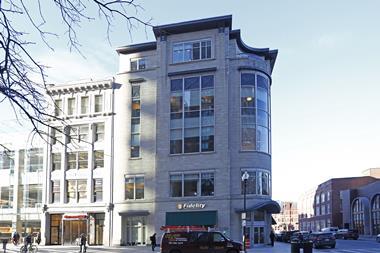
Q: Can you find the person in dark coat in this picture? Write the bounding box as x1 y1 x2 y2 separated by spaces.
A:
36 232 41 245
150 233 156 251
270 230 275 247
79 233 87 253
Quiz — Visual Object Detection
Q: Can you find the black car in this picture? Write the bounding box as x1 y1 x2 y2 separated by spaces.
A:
309 232 336 249
160 231 243 253
282 230 299 243
290 231 311 242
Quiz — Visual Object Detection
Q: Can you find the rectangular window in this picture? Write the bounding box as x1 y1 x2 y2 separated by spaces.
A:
67 98 75 115
51 127 63 145
170 75 214 154
67 180 76 203
54 99 62 116
27 148 43 172
80 96 89 114
130 58 146 71
77 180 87 203
172 39 212 63
95 123 105 142
78 152 88 169
241 169 271 196
67 152 76 170
0 151 15 170
52 153 61 171
66 152 88 170
201 173 214 196
20 184 42 208
170 172 214 197
0 186 13 208
68 125 89 143
131 86 141 157
93 179 103 202
95 95 103 113
52 181 60 203
94 150 104 169
125 176 144 200
66 180 87 203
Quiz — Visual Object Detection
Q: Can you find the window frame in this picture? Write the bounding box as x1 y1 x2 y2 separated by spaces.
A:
67 97 76 116
169 170 215 198
93 178 103 202
80 96 89 114
172 38 212 64
240 72 271 153
66 151 88 170
124 175 145 200
130 57 147 71
131 85 141 158
240 168 271 196
94 94 104 113
170 75 215 154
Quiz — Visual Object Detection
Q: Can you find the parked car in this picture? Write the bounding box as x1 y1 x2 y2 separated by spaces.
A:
309 232 336 249
335 229 359 240
160 231 243 253
282 230 299 243
290 231 311 242
376 234 380 243
321 227 339 235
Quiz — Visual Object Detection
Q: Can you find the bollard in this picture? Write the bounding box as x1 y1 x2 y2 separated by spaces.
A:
302 242 313 253
290 241 301 253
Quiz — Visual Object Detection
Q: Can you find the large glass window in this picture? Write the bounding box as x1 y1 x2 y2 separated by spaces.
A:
27 148 43 172
372 195 380 235
241 73 270 153
170 172 215 197
67 98 75 115
52 181 60 203
173 39 212 63
66 179 87 203
68 125 89 143
0 186 13 208
125 176 144 200
131 86 141 157
20 184 42 208
241 169 270 196
353 198 365 234
130 58 146 71
170 75 214 154
66 152 88 170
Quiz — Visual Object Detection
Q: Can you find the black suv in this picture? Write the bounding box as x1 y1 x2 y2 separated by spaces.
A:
161 231 243 253
309 232 336 249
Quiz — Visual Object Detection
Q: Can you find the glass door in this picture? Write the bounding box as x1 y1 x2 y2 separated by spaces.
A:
125 216 146 246
253 226 265 246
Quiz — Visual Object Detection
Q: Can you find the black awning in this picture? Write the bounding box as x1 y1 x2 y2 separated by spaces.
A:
119 210 150 216
271 216 277 225
235 200 281 214
166 211 217 226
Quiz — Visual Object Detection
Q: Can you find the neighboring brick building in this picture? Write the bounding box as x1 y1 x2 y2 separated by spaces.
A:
298 177 377 232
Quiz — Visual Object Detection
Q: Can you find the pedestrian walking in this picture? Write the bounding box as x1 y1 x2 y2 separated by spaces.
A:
270 230 275 247
150 233 156 251
79 233 87 253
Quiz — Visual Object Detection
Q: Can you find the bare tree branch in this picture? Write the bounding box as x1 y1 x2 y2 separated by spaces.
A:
0 0 151 143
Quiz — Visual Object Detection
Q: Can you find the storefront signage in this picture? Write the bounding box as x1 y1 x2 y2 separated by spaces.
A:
176 202 206 210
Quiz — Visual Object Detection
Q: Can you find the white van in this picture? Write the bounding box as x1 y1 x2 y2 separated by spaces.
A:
321 227 339 234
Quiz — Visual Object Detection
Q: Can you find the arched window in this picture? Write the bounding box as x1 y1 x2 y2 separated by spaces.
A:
352 199 365 234
372 195 380 235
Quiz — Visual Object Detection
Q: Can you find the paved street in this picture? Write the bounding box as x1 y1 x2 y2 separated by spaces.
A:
3 239 380 253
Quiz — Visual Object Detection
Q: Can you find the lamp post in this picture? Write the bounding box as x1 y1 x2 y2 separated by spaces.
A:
242 171 249 252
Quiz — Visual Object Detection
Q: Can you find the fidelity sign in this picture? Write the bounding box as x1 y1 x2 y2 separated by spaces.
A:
177 203 206 210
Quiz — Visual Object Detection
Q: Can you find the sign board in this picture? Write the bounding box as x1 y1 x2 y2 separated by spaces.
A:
241 220 246 227
176 203 206 210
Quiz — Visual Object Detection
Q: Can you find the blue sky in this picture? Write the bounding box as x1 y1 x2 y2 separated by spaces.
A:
2 0 380 201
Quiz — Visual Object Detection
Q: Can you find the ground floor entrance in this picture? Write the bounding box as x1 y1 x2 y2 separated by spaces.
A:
122 216 147 246
49 213 104 245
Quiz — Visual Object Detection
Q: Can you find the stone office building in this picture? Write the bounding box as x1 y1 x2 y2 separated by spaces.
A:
113 15 279 247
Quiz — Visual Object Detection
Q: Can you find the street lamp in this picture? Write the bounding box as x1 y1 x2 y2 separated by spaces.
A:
242 171 249 252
